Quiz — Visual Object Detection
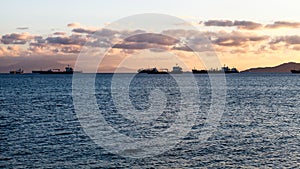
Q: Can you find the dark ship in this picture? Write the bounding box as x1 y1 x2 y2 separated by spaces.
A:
32 65 80 74
192 68 208 74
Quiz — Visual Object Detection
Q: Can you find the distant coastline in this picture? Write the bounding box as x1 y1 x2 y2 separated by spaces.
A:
242 62 300 73
2 62 300 74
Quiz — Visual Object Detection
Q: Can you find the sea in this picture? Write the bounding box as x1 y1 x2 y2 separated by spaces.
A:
0 73 299 168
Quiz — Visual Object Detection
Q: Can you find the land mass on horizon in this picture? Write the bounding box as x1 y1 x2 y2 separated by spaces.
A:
242 62 300 73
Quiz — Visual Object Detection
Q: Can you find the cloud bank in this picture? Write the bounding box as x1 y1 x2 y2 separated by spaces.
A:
203 20 300 30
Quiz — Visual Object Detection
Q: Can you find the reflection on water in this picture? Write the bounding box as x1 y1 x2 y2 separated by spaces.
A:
0 73 300 168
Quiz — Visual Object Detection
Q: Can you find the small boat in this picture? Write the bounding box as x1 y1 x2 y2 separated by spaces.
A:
9 68 24 74
291 69 300 73
32 65 80 74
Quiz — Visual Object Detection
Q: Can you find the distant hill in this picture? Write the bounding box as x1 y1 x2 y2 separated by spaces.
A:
98 66 136 73
242 62 300 73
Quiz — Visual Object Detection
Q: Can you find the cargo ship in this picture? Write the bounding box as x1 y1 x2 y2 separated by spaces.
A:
215 65 239 73
170 64 183 74
137 68 154 73
192 65 239 74
32 65 80 74
138 67 168 74
138 64 183 74
192 68 208 74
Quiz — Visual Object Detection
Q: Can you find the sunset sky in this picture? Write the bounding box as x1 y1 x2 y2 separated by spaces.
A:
1 0 300 72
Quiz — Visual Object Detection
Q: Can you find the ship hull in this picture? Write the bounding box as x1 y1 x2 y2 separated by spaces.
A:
208 71 239 73
192 69 208 74
224 70 239 73
39 72 73 74
170 71 183 74
138 68 169 74
192 69 239 74
9 71 23 74
147 72 168 74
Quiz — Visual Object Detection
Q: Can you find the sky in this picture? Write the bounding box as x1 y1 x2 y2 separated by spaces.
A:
1 0 300 72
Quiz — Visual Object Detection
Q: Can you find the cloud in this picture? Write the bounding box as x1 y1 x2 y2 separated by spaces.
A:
53 32 66 35
161 29 202 39
77 29 147 48
1 32 36 44
28 36 47 48
292 45 300 51
161 29 269 52
168 30 269 47
16 27 29 30
28 46 44 53
125 33 179 45
46 35 87 45
60 46 81 53
0 45 22 57
204 20 300 30
270 35 300 45
113 42 159 50
172 45 193 51
7 45 20 51
111 33 177 53
204 20 233 27
67 22 80 28
71 28 121 48
72 28 123 40
163 29 270 54
0 47 9 56
29 42 46 48
72 28 97 34
233 20 263 30
204 20 263 30
211 31 268 46
265 21 300 29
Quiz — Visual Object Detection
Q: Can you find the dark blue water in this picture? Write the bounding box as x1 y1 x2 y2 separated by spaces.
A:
0 73 300 168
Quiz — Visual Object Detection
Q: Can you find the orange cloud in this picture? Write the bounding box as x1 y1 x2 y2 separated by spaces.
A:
1 32 37 44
